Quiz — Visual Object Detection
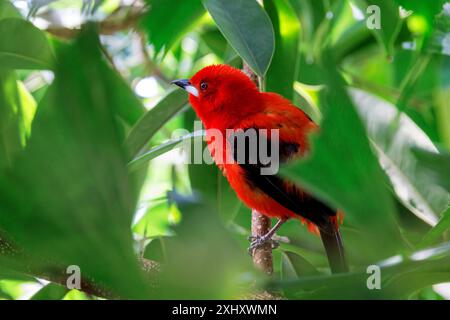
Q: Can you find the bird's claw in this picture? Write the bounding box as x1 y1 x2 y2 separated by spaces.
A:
247 235 279 255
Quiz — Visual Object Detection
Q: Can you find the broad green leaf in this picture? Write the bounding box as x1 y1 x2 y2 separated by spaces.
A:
0 71 37 170
188 160 244 224
128 130 204 171
143 236 170 262
386 272 450 299
282 65 402 261
414 286 445 300
201 28 229 58
269 242 450 299
280 250 319 298
0 266 35 282
435 58 450 150
264 0 300 99
30 283 68 300
0 18 54 70
0 280 26 300
157 192 252 299
141 0 205 56
133 200 175 237
288 0 326 48
413 148 450 193
0 288 12 299
44 39 144 127
281 251 318 280
0 0 22 20
293 82 323 123
108 69 146 127
0 28 150 298
349 0 403 57
420 207 450 247
203 0 275 77
328 0 372 61
350 88 450 226
125 89 188 159
63 289 88 300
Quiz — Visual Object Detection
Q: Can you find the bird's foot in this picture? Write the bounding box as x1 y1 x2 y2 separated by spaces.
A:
247 235 279 255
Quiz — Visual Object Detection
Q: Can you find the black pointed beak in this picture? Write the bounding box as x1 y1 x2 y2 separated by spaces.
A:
170 78 199 97
171 79 191 89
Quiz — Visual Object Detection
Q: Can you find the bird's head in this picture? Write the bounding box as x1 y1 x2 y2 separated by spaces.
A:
171 64 262 129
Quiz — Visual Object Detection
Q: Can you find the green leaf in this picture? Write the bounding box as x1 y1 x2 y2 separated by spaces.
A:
0 18 54 70
141 0 205 56
125 88 188 159
288 0 326 47
30 283 68 300
201 28 229 58
293 82 323 123
0 28 150 299
281 251 318 280
412 148 450 193
0 0 22 20
108 69 146 127
350 88 450 226
128 130 204 171
269 242 450 299
435 59 450 150
420 207 450 247
188 160 243 223
133 200 174 237
282 66 402 261
0 288 13 300
157 192 251 299
202 0 275 77
264 0 300 99
143 236 169 262
0 71 37 170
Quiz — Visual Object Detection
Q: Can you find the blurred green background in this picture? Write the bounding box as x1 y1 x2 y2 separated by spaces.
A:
0 0 449 300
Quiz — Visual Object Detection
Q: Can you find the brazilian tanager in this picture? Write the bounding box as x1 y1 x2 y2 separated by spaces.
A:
172 64 348 273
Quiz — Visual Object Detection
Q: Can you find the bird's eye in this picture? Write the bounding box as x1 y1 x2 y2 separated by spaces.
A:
200 82 208 90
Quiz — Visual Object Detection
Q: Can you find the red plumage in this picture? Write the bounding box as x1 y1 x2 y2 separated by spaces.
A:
174 64 348 273
189 65 317 228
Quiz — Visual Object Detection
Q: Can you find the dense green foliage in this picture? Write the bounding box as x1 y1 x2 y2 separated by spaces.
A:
0 0 449 300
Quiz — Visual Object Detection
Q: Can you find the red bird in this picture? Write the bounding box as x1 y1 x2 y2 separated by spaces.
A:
172 64 347 273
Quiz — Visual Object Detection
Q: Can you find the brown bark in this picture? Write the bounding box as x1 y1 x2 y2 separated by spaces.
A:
251 209 274 274
242 63 274 275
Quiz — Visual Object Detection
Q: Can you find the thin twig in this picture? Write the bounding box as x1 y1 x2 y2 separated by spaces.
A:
45 8 144 39
242 63 274 275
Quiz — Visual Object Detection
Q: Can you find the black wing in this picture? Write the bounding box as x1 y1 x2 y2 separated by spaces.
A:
229 128 335 232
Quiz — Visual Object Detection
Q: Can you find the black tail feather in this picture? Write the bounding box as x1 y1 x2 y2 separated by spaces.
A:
319 223 348 273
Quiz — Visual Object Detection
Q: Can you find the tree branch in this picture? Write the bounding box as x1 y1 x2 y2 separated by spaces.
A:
0 236 160 299
251 209 274 274
242 64 274 275
44 8 144 39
